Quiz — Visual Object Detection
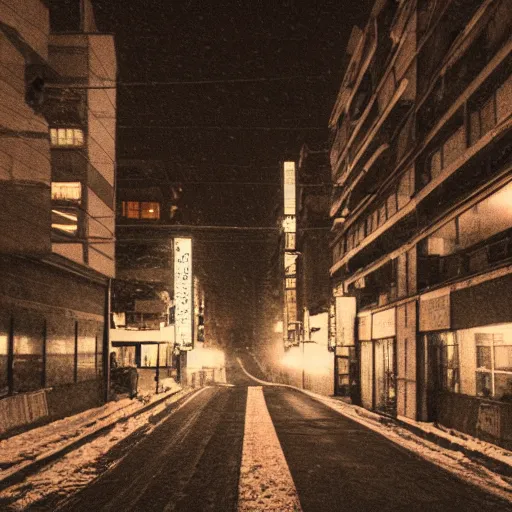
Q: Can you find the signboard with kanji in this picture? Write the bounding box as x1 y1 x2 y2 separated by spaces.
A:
174 237 193 350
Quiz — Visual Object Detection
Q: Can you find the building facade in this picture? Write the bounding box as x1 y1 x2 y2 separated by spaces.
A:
296 146 334 395
0 0 116 435
111 159 206 391
270 150 333 394
329 0 512 448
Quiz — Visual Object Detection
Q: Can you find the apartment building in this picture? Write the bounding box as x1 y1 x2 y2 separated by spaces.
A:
329 0 512 448
0 0 116 435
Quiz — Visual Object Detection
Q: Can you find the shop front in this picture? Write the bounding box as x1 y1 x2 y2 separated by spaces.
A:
334 296 357 400
358 308 397 416
372 308 397 416
419 273 512 449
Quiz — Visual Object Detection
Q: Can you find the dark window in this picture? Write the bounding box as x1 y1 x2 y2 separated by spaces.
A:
49 0 82 33
429 332 459 393
476 332 512 400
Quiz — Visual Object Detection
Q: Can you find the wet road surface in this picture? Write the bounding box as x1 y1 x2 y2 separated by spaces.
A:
56 357 511 512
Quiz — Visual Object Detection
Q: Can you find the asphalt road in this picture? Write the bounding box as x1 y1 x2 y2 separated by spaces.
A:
56 356 511 512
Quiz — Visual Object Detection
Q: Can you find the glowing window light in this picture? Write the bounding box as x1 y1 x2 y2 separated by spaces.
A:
51 182 81 202
121 201 160 220
50 128 84 147
52 208 78 235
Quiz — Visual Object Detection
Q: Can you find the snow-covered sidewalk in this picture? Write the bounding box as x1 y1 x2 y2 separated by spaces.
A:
0 380 183 486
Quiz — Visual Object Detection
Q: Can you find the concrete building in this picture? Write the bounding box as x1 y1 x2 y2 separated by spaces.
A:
329 0 512 448
260 149 333 394
111 159 214 391
295 145 333 395
0 0 116 436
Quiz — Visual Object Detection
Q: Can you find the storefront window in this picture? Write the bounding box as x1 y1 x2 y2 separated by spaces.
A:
374 337 396 415
46 316 76 386
439 333 459 392
13 311 44 393
426 332 459 394
475 332 512 400
77 321 97 381
96 323 104 376
141 344 159 367
113 345 137 367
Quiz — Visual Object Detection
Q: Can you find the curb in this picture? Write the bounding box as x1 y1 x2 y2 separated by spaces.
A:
0 387 193 492
321 395 512 479
391 415 512 478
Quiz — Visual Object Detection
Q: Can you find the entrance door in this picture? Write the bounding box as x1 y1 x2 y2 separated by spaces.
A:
374 338 397 416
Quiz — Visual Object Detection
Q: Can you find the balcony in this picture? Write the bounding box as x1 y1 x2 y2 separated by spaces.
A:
418 231 512 291
116 267 172 284
110 311 175 344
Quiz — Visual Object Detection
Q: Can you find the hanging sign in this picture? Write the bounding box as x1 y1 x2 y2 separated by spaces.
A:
174 237 193 350
419 291 450 332
335 296 356 346
372 308 396 339
283 161 296 215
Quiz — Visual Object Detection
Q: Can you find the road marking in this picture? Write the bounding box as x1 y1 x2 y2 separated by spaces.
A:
238 386 302 512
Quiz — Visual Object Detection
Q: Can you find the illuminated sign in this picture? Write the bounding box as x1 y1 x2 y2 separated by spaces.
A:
335 296 357 346
283 161 296 215
284 253 297 276
282 215 296 233
174 237 193 350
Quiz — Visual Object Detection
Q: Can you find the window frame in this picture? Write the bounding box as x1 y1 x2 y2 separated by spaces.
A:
50 127 85 148
121 201 161 221
475 332 512 400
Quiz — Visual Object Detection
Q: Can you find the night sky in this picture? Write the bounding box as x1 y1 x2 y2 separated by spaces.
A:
92 0 373 345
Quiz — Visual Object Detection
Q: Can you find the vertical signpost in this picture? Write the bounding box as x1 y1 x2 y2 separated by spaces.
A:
174 237 193 351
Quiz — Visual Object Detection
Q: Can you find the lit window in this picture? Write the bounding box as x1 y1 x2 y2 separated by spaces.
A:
50 128 85 147
141 344 159 367
285 232 296 250
285 277 296 289
51 182 81 203
141 202 160 219
52 208 78 236
121 201 160 220
476 333 512 400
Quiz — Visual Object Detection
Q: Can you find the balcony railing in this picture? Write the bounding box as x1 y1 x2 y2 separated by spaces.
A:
418 233 512 291
113 311 170 331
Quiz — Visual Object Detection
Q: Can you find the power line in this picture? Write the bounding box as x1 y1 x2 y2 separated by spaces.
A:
116 177 330 187
117 75 326 87
118 124 324 131
117 225 280 231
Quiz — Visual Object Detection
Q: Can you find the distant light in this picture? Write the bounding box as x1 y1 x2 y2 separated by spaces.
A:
148 208 154 213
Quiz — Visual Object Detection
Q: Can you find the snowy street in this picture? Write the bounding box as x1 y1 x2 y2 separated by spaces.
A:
1 357 511 511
